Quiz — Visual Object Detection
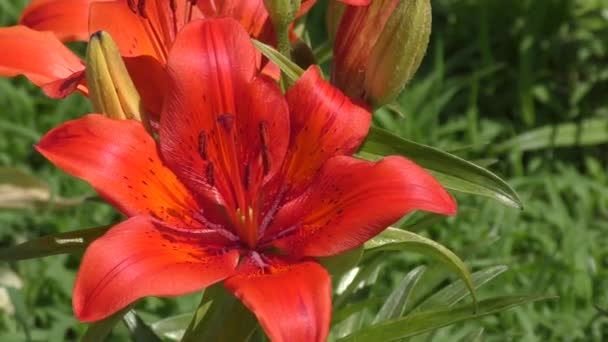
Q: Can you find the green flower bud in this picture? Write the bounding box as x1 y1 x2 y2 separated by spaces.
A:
332 0 432 107
365 0 432 106
86 31 148 127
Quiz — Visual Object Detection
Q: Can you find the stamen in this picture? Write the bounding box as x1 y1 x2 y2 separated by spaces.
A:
198 131 208 160
258 186 286 237
217 113 235 132
206 163 215 186
251 251 268 269
259 121 271 175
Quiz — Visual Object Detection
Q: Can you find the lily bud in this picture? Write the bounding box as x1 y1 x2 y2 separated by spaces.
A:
86 31 147 125
332 0 432 107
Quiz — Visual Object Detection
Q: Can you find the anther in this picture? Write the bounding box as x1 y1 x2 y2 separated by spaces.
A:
205 163 215 186
198 131 208 160
217 113 235 132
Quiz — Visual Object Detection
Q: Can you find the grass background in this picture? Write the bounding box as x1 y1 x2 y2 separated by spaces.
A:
1 0 608 340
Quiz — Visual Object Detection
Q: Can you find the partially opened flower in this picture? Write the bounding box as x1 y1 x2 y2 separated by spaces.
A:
36 18 455 341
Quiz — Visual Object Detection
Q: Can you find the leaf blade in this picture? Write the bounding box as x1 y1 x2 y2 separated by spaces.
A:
360 127 522 208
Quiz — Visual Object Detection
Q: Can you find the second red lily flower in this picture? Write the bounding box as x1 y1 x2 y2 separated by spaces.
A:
36 18 455 342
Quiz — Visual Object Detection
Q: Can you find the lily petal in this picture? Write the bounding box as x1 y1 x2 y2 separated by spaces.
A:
160 19 289 211
224 256 331 342
20 0 104 42
89 1 165 60
198 0 271 38
281 66 371 199
270 156 457 257
36 114 203 228
74 216 239 322
0 26 85 98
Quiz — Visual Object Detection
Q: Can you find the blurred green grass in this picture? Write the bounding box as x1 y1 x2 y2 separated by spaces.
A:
1 0 608 341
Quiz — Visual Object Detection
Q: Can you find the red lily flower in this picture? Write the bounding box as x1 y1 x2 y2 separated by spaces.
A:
36 18 455 341
0 0 325 107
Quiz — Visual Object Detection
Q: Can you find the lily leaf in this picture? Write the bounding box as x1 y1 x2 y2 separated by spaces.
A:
494 118 608 153
360 127 522 209
414 265 508 312
0 167 91 209
80 307 130 342
336 295 552 341
151 313 191 341
0 167 49 209
252 39 304 82
123 310 162 342
318 246 364 277
373 266 426 323
180 285 257 342
365 227 477 308
0 225 110 261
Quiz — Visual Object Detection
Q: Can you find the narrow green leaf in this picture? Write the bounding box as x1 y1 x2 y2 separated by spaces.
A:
0 167 91 209
123 310 162 342
374 266 426 323
181 286 257 342
5 287 31 342
360 127 522 208
318 246 363 276
414 265 508 312
0 225 110 261
252 39 304 82
151 314 191 341
333 298 385 325
365 227 477 308
494 118 608 153
337 295 552 342
80 307 130 342
459 328 485 342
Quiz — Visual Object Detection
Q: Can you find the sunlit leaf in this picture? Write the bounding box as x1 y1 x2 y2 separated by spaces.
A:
180 285 257 342
151 313 191 341
0 167 49 209
360 127 522 208
495 118 608 153
80 307 130 342
337 295 552 341
0 226 110 261
365 227 477 308
414 265 508 312
374 266 426 323
252 39 304 82
319 246 364 276
123 310 162 342
0 167 90 209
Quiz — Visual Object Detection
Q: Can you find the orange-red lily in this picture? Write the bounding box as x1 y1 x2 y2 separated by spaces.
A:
0 0 293 113
0 0 359 113
36 18 454 341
